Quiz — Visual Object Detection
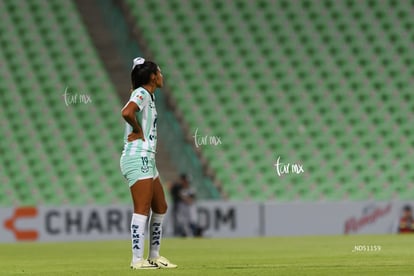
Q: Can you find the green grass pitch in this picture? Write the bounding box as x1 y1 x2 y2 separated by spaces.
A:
0 235 413 275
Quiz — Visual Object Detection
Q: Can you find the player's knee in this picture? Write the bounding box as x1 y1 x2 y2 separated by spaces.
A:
153 201 167 214
134 208 151 216
161 202 168 214
134 201 152 216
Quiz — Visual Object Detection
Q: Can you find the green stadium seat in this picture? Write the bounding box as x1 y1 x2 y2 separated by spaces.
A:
125 0 414 201
0 0 126 206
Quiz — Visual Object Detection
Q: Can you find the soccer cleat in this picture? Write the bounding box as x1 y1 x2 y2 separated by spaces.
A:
148 256 178 269
130 259 159 269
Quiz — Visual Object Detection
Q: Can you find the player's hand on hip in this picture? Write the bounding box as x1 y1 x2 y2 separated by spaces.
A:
127 132 145 142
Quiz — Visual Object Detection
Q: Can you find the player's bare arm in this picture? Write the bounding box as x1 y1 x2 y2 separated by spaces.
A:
121 101 145 142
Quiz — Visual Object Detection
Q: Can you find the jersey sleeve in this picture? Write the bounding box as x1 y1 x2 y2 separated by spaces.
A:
129 89 149 111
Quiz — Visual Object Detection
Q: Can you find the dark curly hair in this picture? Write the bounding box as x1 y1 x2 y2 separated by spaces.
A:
131 60 158 89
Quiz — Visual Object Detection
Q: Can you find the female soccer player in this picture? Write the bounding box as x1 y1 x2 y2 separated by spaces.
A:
120 57 177 269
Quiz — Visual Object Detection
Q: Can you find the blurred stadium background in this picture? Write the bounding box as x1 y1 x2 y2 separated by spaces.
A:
0 0 414 237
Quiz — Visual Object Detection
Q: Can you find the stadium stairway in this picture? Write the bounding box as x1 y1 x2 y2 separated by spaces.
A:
93 0 221 199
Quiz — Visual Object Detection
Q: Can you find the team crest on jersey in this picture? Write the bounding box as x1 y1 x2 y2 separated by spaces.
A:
141 157 149 173
141 164 149 173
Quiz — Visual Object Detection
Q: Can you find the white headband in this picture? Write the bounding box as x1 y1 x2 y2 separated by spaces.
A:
132 57 145 70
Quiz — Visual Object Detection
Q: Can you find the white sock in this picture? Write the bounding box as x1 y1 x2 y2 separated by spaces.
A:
131 213 148 263
149 212 165 259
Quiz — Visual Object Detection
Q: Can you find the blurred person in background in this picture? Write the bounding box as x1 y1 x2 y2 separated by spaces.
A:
397 205 414 233
170 173 202 237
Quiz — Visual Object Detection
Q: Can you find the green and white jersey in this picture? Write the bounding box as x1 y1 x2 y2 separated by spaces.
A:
121 87 157 156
